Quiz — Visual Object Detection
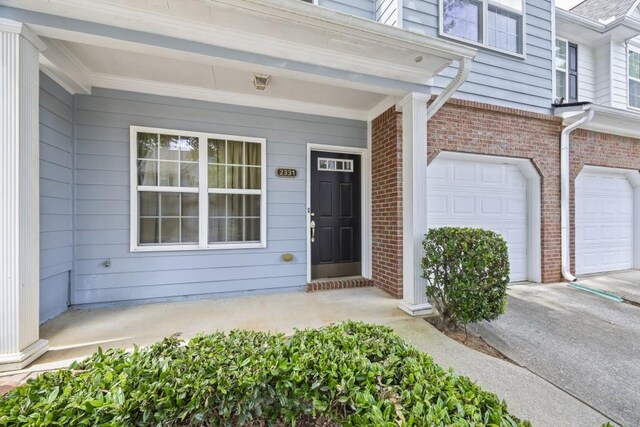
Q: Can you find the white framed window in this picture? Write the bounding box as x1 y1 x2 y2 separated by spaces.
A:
629 48 640 109
318 157 354 172
555 38 578 103
440 0 525 56
130 126 267 251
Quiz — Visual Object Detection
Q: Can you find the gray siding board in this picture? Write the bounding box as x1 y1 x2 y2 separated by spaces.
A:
40 72 73 323
404 0 553 112
72 88 366 305
318 0 375 19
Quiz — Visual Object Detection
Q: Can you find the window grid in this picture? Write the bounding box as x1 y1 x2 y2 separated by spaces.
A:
555 39 568 101
132 127 266 251
630 50 640 109
441 0 524 55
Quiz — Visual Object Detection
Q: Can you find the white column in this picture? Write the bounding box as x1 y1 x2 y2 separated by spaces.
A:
0 19 48 372
397 93 432 316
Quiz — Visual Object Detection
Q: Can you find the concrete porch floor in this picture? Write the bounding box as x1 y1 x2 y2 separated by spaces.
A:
1 287 609 425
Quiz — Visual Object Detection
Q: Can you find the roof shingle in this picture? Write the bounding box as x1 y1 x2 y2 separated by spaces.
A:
570 0 637 21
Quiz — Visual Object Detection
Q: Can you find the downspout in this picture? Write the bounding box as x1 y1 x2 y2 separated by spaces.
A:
427 58 472 119
560 108 594 282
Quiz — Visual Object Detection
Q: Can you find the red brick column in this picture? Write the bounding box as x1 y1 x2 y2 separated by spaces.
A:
371 107 403 297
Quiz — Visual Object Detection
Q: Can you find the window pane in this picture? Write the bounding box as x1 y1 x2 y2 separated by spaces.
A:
228 194 243 216
227 140 244 165
245 143 261 166
246 167 261 190
159 134 180 161
159 161 179 186
630 51 640 80
209 194 226 216
246 195 261 217
180 162 199 187
227 166 244 189
179 137 199 161
140 218 159 244
138 160 158 186
488 6 521 53
208 139 225 164
161 218 180 243
181 218 199 243
208 165 225 188
443 0 482 43
556 70 566 100
182 193 199 217
209 218 227 243
137 132 158 160
630 79 640 108
140 192 159 216
161 193 180 216
246 218 260 241
556 39 567 71
227 218 243 241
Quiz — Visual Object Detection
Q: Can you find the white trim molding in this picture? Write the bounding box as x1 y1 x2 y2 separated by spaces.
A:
0 19 49 372
306 143 371 283
396 92 432 316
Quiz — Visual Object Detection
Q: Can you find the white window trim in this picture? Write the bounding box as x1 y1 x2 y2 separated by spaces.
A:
129 125 267 252
438 0 526 58
628 45 640 111
555 37 570 102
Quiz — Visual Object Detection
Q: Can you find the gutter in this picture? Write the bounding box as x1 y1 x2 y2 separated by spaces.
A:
427 58 472 120
559 105 594 282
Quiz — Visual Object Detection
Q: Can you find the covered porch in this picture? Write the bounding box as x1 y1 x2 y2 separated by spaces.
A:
0 0 475 371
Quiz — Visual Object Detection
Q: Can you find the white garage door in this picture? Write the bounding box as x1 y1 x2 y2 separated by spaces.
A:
576 170 634 274
427 157 528 282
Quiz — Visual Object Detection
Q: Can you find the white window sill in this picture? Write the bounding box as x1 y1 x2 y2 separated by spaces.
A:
439 33 526 59
130 242 267 252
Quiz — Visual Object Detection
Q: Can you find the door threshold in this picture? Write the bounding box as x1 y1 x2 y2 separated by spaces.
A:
307 276 373 292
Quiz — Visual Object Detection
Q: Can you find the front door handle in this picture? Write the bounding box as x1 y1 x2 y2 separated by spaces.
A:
310 220 316 242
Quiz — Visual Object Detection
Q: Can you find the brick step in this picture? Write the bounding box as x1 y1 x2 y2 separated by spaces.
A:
307 276 374 292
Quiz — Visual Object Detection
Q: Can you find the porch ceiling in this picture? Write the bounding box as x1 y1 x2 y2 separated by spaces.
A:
1 0 476 120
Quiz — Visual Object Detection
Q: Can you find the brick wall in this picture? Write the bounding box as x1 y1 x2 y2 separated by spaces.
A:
371 107 403 297
569 129 640 273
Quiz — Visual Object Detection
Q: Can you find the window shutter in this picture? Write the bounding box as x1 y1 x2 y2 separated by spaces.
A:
568 43 578 102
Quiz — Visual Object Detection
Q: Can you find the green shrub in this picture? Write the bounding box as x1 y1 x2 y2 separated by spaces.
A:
422 227 510 330
0 321 528 426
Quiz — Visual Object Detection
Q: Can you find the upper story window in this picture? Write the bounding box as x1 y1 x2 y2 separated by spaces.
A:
555 39 578 103
629 49 640 109
131 126 266 251
441 0 524 55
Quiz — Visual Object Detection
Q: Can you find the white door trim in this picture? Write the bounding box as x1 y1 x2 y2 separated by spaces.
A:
306 143 371 283
431 151 542 283
577 165 640 272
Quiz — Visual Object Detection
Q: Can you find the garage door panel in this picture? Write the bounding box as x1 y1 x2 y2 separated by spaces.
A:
576 170 634 275
427 157 529 282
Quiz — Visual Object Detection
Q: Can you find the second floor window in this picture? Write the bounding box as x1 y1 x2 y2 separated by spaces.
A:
629 49 640 109
555 39 578 103
441 0 524 55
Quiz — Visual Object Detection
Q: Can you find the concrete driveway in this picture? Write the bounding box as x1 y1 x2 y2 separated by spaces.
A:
471 271 640 427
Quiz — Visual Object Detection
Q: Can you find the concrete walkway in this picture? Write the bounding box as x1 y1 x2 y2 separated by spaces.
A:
0 288 609 425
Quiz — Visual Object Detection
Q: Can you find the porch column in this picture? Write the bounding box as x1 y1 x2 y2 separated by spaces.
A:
397 93 432 316
0 19 48 372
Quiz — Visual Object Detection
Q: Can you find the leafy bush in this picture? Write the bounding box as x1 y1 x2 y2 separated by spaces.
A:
422 227 510 330
0 322 528 426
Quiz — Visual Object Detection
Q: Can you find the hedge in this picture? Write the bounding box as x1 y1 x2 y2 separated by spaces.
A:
0 322 529 426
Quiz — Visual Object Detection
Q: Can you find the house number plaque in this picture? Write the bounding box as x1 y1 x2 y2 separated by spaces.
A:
276 168 297 177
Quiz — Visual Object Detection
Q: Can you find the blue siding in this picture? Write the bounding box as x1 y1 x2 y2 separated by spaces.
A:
39 73 73 322
404 0 554 113
318 0 375 19
72 88 367 305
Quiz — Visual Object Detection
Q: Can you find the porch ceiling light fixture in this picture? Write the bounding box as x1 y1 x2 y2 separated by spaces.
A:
253 73 271 91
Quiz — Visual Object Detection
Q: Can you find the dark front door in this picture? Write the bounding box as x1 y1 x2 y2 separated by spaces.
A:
310 151 361 279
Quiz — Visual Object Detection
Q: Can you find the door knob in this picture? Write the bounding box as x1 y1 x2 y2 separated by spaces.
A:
310 220 316 242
